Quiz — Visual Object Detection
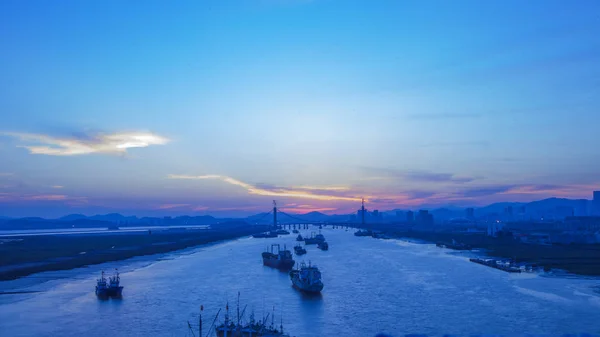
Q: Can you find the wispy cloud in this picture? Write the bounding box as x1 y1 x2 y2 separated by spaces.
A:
157 203 190 210
2 131 169 156
51 185 64 189
0 193 88 204
292 185 350 191
0 172 14 177
360 167 476 184
167 174 362 202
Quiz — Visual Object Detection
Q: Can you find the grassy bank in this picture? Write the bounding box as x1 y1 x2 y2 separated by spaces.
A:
0 224 267 281
387 230 600 276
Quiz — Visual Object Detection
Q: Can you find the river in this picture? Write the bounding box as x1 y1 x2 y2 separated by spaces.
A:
1 227 599 336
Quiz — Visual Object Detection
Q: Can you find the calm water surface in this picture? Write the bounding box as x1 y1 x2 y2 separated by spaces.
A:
1 227 599 336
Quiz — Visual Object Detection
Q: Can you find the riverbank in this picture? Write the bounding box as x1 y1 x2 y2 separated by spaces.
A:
386 230 600 276
0 222 267 281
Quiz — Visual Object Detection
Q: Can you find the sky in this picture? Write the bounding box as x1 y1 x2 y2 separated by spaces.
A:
1 0 600 218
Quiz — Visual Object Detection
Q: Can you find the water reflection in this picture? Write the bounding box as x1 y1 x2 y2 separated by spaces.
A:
1 228 600 337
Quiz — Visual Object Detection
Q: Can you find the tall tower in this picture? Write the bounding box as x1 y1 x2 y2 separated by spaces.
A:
361 198 366 225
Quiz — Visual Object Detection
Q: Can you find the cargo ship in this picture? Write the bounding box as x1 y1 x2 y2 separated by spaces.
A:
262 244 295 270
289 261 323 293
304 232 325 245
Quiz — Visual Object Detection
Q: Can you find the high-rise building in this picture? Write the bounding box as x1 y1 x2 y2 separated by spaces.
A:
594 191 600 216
417 210 434 226
406 211 414 223
465 208 474 219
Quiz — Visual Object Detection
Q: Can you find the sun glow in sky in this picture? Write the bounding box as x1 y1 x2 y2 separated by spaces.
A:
1 0 600 217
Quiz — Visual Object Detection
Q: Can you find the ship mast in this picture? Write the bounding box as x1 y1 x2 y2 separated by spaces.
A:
199 305 203 337
236 292 240 325
273 200 277 229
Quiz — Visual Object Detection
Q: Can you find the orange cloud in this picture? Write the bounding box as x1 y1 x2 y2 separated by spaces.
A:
167 174 362 202
3 131 169 156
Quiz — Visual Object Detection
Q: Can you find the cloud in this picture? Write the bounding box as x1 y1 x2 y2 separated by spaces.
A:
0 193 88 205
167 174 362 202
360 167 476 184
291 185 350 191
0 172 14 177
51 185 64 189
157 203 190 210
2 131 169 156
459 185 516 198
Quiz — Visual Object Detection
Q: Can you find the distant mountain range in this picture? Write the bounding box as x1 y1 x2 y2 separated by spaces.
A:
0 197 594 230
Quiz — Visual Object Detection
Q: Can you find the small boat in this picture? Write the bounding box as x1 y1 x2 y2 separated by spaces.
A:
96 269 123 298
292 229 299 234
354 229 372 237
253 231 279 238
289 261 323 293
304 232 325 245
275 229 290 235
296 234 303 241
294 244 307 255
317 241 328 251
207 293 291 337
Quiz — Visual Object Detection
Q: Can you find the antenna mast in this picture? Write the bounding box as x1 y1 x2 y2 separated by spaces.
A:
361 198 365 226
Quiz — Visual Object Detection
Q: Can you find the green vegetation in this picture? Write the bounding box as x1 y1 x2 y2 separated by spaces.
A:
390 231 600 276
0 224 267 281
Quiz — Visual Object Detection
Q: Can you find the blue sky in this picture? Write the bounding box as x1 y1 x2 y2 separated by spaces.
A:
1 0 600 217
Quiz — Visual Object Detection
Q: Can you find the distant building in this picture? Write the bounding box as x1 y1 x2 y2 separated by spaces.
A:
372 210 379 219
395 210 403 219
593 191 600 216
416 210 434 226
406 211 414 223
487 222 505 237
577 199 588 216
465 208 474 219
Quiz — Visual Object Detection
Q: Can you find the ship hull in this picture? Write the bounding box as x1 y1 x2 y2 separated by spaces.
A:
263 258 295 270
303 238 321 245
291 279 323 293
96 286 123 298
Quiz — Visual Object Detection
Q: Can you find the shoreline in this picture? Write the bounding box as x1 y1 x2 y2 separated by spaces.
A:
385 230 600 277
0 224 267 281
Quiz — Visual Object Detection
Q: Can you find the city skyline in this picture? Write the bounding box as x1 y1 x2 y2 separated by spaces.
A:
1 0 600 217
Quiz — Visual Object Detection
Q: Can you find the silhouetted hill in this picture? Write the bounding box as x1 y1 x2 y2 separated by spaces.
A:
59 214 87 221
89 213 138 223
0 218 112 230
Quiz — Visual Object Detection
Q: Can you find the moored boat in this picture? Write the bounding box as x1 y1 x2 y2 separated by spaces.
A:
294 244 307 255
96 269 123 298
304 232 325 245
289 261 323 293
317 241 328 251
262 244 295 270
